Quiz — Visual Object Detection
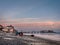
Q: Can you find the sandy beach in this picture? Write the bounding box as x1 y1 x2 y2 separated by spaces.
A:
0 35 60 45
0 37 28 45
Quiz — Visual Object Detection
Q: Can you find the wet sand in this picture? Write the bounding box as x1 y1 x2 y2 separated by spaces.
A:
0 36 60 45
20 35 60 45
0 37 28 45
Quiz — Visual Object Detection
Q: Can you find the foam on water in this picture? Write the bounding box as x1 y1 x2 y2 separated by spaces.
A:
24 33 60 41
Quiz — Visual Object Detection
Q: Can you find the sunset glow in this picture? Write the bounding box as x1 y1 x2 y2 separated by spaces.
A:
0 0 60 30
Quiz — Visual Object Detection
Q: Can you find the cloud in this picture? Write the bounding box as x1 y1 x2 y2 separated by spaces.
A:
0 18 48 24
0 18 60 24
0 18 60 30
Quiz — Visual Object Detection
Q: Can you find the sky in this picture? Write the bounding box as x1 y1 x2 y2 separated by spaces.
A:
0 0 60 31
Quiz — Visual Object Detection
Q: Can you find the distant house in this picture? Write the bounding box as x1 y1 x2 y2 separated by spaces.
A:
40 30 55 33
0 25 3 31
2 27 8 33
2 25 17 34
6 25 14 33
